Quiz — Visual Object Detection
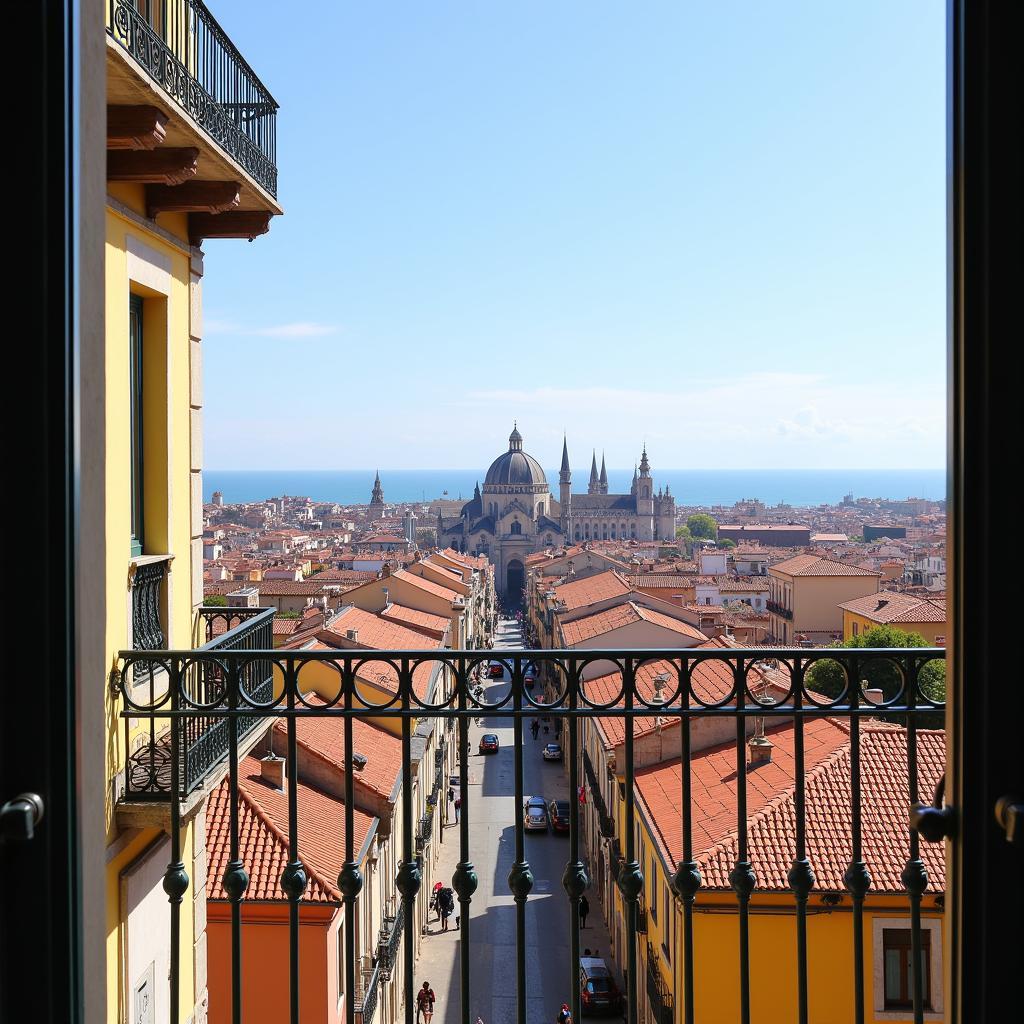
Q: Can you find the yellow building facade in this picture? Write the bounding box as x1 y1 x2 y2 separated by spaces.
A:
100 3 281 1022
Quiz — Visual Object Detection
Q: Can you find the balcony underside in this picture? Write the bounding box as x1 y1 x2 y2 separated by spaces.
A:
106 37 281 219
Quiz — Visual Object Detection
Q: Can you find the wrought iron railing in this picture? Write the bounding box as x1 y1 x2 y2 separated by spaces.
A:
646 943 674 1024
130 556 169 678
107 0 278 196
355 962 380 1024
767 599 794 621
378 900 405 980
114 644 945 1024
123 606 274 799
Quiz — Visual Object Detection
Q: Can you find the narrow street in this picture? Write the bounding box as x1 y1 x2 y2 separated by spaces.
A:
415 615 618 1024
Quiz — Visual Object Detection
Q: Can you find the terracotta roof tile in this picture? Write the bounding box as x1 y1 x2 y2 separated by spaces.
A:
636 723 945 893
552 570 632 611
839 592 946 625
771 554 881 578
207 754 376 903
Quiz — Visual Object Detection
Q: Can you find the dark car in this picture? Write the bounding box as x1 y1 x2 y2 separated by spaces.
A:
478 733 500 754
542 742 563 762
580 958 623 1014
488 662 504 678
548 799 570 833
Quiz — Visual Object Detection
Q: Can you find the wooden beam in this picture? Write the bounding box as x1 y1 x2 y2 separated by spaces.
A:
146 182 240 218
108 148 200 186
189 211 273 245
107 105 169 150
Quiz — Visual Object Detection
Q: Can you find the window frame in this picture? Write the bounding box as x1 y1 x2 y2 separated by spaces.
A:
129 292 145 556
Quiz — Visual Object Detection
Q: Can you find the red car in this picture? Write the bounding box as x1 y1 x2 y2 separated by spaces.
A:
548 799 570 833
488 662 504 678
478 733 500 754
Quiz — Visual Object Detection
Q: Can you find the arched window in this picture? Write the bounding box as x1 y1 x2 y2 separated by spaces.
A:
537 502 544 518
510 520 522 536
642 486 650 499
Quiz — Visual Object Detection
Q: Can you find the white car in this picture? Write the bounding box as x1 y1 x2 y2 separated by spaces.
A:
542 742 563 762
523 795 548 832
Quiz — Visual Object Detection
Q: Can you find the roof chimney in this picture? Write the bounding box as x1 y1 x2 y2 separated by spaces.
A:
260 753 286 791
381 563 392 578
382 586 390 608
863 687 884 705
747 732 774 766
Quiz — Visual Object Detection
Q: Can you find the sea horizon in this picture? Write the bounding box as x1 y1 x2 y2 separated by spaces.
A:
204 468 946 509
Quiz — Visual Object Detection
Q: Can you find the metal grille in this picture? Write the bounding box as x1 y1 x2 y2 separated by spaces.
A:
116 643 945 1024
107 0 278 196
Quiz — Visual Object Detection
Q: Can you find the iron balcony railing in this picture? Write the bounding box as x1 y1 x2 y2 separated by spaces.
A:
107 0 279 196
115 644 945 1024
122 606 274 799
378 900 406 979
646 943 674 1024
129 556 169 679
767 599 794 621
355 961 381 1024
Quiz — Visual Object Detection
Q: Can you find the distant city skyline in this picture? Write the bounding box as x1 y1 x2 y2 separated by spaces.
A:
201 2 945 471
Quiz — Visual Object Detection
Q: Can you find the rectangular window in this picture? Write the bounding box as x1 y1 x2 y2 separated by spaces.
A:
129 294 145 556
336 920 344 1007
649 855 657 922
882 928 931 1010
661 885 671 960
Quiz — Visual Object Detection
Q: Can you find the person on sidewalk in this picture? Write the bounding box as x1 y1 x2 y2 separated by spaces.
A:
417 982 435 1024
531 719 540 740
579 894 590 929
454 795 462 822
439 886 455 931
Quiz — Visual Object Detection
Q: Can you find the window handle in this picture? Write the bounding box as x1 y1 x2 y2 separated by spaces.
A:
910 773 956 842
0 792 44 844
994 795 1023 844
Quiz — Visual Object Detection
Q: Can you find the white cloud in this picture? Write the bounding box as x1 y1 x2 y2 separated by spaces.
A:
204 318 338 339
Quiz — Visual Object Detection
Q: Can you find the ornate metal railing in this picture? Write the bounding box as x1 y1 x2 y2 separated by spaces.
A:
107 0 278 196
646 943 674 1024
767 599 794 621
355 962 380 1024
583 749 611 824
377 900 405 980
123 606 274 799
115 644 946 1024
130 557 169 679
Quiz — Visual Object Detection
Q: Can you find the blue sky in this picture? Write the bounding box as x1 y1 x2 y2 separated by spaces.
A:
202 2 945 472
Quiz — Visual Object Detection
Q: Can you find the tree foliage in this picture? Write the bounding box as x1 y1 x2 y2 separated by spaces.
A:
687 513 718 539
203 594 227 607
805 625 945 726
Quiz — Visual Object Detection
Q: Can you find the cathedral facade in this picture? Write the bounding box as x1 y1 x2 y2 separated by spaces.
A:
438 426 676 597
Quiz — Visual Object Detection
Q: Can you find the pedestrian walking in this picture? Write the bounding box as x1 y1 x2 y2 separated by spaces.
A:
531 719 540 740
557 1003 572 1024
417 982 436 1024
439 886 455 931
579 894 590 929
454 796 462 822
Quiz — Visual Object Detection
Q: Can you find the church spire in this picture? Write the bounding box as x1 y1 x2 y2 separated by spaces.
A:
560 434 571 478
588 450 599 494
599 452 608 493
370 470 385 507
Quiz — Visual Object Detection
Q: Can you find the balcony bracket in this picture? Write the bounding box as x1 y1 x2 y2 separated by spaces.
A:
147 181 241 218
108 148 200 186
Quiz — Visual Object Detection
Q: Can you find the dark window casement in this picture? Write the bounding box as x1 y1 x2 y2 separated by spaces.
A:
883 928 931 1011
129 293 144 556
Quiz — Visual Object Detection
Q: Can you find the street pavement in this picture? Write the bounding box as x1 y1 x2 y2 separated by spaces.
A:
413 616 618 1024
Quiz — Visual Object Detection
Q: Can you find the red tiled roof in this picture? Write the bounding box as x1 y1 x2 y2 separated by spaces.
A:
583 638 776 747
771 554 881 578
207 754 376 904
552 570 632 611
636 722 945 893
391 568 461 603
380 603 451 638
274 696 402 800
839 592 946 625
321 605 444 651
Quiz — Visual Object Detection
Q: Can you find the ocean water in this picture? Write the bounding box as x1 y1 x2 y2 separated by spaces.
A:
203 468 946 509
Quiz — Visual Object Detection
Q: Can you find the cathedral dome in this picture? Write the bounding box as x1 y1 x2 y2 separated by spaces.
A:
484 426 548 488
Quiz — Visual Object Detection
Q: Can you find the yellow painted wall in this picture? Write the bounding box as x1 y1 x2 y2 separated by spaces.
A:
104 188 197 1024
843 610 947 645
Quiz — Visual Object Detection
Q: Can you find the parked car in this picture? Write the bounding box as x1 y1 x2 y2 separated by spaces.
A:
580 958 623 1014
523 795 548 832
542 742 563 761
478 733 500 754
548 799 570 833
488 662 504 678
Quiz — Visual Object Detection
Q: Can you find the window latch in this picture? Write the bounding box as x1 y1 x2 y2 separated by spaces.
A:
0 792 44 844
994 795 1023 844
